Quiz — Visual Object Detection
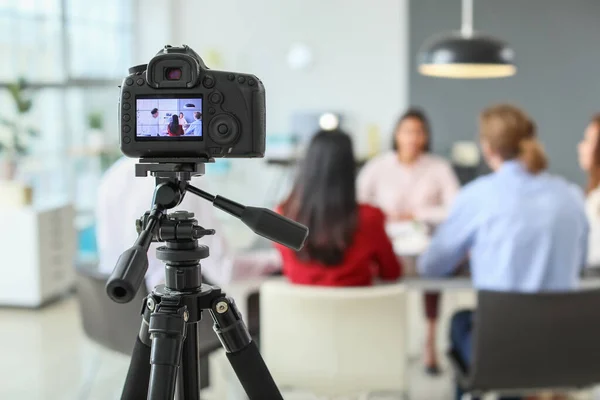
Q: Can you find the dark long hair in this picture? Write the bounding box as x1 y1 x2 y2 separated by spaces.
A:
169 114 180 134
281 130 358 265
391 107 432 152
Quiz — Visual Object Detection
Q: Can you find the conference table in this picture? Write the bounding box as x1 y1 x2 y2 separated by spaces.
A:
225 274 600 321
225 220 600 318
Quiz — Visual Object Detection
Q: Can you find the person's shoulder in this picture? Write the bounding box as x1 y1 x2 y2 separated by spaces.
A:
101 157 134 182
364 152 396 168
358 204 385 223
454 173 495 203
97 157 138 201
588 186 600 204
544 173 585 204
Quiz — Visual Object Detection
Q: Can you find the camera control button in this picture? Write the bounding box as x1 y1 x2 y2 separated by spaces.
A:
203 75 215 88
125 78 134 86
122 114 131 122
248 79 256 86
123 103 131 110
217 124 228 134
227 74 235 81
123 125 131 133
123 91 131 99
209 92 222 104
208 114 239 146
136 78 144 85
237 76 246 84
123 136 131 144
209 108 216 115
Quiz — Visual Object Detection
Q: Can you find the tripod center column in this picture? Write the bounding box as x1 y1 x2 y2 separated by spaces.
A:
156 241 210 291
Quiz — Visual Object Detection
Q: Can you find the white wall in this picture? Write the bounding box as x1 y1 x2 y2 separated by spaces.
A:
136 0 409 154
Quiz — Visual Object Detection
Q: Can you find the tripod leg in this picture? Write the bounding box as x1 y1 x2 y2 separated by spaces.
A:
147 298 188 400
121 300 152 400
210 296 283 400
175 321 201 400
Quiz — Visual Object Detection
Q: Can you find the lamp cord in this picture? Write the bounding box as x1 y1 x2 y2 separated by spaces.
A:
461 0 474 37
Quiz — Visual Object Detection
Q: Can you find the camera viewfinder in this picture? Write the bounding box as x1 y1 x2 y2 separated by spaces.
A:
165 67 182 81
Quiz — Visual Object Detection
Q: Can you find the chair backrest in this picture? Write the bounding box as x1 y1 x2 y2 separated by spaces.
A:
468 289 600 392
75 263 148 355
260 279 407 396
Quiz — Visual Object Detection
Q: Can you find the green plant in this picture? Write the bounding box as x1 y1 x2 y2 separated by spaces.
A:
87 111 104 130
0 78 38 156
99 150 122 172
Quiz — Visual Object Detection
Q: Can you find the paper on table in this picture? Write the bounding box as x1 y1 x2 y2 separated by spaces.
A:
386 221 430 256
393 236 430 257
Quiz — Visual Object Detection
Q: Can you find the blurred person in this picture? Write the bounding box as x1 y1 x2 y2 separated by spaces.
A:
179 112 189 129
578 113 600 266
357 107 460 374
276 129 402 286
167 114 184 136
358 108 459 223
97 157 281 292
419 104 587 400
143 108 160 136
185 112 202 136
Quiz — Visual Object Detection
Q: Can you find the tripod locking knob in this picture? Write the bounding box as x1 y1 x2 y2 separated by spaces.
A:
192 226 215 239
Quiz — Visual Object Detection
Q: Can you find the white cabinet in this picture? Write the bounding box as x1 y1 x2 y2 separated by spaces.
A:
0 203 76 307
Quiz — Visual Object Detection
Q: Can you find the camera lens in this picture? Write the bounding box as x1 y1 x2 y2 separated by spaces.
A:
165 67 182 80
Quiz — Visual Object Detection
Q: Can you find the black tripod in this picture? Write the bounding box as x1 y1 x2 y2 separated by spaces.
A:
105 159 308 400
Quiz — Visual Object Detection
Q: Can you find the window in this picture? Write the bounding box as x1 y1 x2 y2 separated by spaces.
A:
0 0 64 82
0 0 133 210
66 0 133 79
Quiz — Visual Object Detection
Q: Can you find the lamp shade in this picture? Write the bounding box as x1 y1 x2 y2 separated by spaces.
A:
418 33 516 79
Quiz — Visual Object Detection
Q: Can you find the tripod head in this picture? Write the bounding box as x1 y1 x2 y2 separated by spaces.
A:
106 158 309 303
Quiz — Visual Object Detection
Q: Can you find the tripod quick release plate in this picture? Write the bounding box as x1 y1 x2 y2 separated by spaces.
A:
135 157 214 179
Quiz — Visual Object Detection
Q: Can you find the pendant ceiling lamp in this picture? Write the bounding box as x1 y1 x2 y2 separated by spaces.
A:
418 0 516 79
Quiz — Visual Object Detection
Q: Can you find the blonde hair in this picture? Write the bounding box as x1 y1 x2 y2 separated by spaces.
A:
479 104 548 174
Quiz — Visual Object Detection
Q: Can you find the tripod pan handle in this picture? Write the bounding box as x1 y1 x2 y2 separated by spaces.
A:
106 244 149 303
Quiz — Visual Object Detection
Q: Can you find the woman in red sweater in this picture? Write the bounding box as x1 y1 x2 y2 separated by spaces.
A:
276 129 402 286
167 115 184 136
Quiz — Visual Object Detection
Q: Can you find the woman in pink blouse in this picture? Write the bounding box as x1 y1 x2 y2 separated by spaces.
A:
358 108 460 374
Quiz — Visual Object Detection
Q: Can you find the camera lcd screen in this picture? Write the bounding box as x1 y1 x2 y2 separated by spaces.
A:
136 97 203 139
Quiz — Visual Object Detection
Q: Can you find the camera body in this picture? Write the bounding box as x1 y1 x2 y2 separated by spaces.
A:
119 45 266 159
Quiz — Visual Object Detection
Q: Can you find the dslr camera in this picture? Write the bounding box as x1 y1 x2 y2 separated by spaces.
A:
119 45 266 159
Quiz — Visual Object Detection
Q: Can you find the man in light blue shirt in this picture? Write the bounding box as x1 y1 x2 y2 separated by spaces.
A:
185 112 203 136
418 160 587 291
418 105 588 400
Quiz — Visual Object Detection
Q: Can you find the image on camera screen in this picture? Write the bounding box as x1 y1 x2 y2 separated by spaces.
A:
136 97 203 138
